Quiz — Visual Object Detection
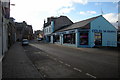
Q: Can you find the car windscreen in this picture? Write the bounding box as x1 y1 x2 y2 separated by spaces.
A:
23 40 28 42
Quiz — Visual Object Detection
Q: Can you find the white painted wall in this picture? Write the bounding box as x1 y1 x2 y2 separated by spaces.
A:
2 18 8 54
44 25 52 35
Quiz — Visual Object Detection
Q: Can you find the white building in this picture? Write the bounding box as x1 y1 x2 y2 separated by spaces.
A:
0 0 10 59
0 0 10 79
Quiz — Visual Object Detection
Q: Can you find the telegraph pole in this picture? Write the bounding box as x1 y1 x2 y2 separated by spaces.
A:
101 8 104 15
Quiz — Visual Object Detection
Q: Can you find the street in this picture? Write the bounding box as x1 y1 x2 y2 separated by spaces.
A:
23 41 119 78
1 1 119 80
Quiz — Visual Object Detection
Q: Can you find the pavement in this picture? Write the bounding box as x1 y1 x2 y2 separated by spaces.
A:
2 42 44 79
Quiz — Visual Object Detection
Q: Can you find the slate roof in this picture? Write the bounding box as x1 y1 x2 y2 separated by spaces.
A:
44 17 57 27
56 15 102 32
54 16 73 31
44 16 73 31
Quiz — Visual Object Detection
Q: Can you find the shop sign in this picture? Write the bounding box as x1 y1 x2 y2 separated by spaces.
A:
66 31 69 34
62 30 75 34
92 29 116 33
62 32 66 34
54 33 60 35
69 31 75 33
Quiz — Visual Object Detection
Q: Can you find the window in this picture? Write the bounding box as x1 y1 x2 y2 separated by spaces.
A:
80 32 88 45
44 29 46 33
47 28 49 33
49 27 51 33
46 28 48 33
63 33 75 44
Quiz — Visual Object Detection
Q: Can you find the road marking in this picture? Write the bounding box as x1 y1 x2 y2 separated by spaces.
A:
86 73 96 78
43 75 46 77
59 61 63 64
24 50 28 51
73 68 82 72
53 58 57 60
65 64 71 67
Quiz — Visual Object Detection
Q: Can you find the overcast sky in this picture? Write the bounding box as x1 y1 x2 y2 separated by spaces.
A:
10 0 119 31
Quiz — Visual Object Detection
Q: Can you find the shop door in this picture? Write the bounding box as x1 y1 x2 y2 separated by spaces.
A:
80 32 88 45
48 36 51 42
94 33 102 46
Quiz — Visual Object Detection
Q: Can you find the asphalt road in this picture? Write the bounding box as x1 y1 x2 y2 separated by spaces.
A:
23 45 91 78
26 41 119 78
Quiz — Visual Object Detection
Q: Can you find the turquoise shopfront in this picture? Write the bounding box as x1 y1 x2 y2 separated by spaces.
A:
50 15 117 47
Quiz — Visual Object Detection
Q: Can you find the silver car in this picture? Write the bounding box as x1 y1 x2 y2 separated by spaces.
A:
22 39 29 45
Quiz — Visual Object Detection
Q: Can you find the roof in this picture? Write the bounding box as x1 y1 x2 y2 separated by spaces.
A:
54 16 73 31
44 17 57 27
43 16 73 29
56 15 102 32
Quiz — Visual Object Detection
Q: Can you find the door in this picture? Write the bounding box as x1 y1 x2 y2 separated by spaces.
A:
94 32 102 46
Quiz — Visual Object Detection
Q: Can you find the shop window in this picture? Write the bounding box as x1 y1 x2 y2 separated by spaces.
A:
44 29 46 33
47 28 49 33
80 32 88 45
94 33 102 45
49 27 51 33
63 33 75 44
53 35 60 42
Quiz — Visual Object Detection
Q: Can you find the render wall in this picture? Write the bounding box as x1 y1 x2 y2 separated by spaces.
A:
90 16 117 47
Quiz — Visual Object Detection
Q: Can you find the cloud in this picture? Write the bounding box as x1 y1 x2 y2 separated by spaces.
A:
95 2 102 6
103 13 118 28
10 0 88 30
58 7 75 14
87 11 96 14
71 0 88 5
79 11 86 14
79 11 97 15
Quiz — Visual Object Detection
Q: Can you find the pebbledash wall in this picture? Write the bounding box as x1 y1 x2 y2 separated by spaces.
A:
49 15 117 48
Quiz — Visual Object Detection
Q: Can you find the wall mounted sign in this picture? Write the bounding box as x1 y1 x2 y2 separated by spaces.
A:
92 29 116 33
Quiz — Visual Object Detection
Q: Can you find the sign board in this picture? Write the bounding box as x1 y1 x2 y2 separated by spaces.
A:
92 29 116 33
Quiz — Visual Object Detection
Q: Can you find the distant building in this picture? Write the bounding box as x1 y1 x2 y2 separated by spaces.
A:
8 17 16 48
34 30 43 39
26 25 33 40
15 21 26 41
15 21 33 41
44 15 117 47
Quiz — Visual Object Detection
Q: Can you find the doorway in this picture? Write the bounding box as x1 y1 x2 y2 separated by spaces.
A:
94 33 102 46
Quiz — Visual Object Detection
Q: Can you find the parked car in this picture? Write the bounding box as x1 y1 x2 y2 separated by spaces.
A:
37 38 43 41
22 39 29 45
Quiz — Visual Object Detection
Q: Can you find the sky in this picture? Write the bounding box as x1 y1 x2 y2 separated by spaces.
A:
10 0 119 31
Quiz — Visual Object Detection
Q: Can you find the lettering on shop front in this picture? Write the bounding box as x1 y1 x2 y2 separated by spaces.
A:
92 29 116 33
